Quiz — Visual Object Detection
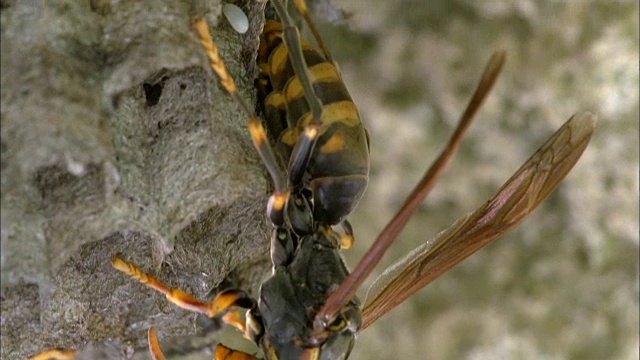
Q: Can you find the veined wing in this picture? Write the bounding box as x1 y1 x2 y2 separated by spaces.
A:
362 112 596 329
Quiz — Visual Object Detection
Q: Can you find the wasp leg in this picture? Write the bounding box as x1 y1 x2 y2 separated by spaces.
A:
112 256 253 318
300 347 321 360
222 309 248 334
270 0 326 189
270 0 323 128
25 349 76 360
216 343 257 360
193 18 290 226
147 327 168 360
149 326 256 360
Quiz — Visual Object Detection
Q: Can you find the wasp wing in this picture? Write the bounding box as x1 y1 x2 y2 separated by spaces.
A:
362 112 596 329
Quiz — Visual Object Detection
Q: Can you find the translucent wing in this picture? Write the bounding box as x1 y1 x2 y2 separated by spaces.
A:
362 112 596 329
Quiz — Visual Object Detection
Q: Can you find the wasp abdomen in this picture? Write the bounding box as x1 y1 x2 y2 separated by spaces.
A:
258 20 370 226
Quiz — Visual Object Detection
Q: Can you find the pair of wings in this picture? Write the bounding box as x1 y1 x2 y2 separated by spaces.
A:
313 51 596 331
361 111 595 328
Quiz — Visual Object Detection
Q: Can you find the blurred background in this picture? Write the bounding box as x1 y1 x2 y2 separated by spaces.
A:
305 1 638 359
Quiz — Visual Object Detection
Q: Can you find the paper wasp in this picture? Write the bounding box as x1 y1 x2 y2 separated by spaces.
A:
26 1 595 360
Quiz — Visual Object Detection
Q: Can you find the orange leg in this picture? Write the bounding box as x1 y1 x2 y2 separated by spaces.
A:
25 349 76 360
147 327 168 360
114 256 257 359
148 326 256 360
215 344 257 360
112 256 252 319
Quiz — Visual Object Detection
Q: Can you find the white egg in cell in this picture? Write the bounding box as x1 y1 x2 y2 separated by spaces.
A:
223 3 249 34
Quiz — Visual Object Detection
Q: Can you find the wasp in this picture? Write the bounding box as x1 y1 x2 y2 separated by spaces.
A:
27 1 596 360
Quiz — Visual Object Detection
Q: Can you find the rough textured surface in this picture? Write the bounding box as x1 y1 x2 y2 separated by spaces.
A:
2 1 638 360
2 1 270 359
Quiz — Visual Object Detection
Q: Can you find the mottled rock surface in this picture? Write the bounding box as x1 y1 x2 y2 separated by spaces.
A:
2 1 270 359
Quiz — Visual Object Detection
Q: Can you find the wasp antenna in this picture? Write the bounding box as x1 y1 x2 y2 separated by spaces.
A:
194 17 289 214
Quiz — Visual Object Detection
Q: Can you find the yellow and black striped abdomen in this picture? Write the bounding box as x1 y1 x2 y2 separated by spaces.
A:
258 19 369 225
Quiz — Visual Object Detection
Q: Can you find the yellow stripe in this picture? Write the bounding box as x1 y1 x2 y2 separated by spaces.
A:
298 100 361 130
320 130 346 154
265 91 286 109
270 39 315 81
284 62 341 102
263 20 282 35
281 128 298 147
